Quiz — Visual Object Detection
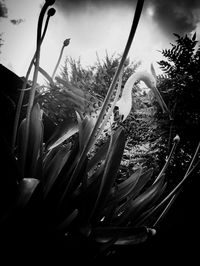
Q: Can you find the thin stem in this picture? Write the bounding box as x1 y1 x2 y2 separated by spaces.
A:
62 0 145 198
185 141 200 176
52 44 65 80
153 137 179 184
140 140 200 226
55 1 145 209
88 0 145 152
21 2 49 175
153 194 176 227
12 12 51 153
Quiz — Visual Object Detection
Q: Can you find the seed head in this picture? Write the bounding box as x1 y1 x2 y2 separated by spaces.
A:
48 8 56 17
63 38 70 47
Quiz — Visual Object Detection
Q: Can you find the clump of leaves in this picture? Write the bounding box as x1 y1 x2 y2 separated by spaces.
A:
1 0 199 262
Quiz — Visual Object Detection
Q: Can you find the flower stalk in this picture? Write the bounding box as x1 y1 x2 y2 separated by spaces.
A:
21 1 55 175
52 38 70 80
12 7 56 153
141 139 200 227
68 0 145 185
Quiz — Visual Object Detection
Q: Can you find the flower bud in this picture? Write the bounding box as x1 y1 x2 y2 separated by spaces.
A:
63 38 70 47
48 8 56 17
147 228 156 236
173 134 180 143
45 0 56 6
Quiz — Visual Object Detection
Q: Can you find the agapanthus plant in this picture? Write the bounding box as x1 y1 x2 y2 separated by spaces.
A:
1 0 200 261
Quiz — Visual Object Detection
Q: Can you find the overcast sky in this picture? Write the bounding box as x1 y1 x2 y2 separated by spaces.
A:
0 0 200 83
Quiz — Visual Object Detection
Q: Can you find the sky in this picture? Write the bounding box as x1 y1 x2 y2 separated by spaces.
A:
0 0 200 84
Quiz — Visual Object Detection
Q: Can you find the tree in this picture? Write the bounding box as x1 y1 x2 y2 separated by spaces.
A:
38 53 141 124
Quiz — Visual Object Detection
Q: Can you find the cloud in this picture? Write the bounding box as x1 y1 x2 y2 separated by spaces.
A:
55 0 137 15
55 0 136 9
55 0 200 38
148 0 200 37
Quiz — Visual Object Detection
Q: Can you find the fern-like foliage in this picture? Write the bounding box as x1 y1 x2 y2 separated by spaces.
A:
156 32 200 175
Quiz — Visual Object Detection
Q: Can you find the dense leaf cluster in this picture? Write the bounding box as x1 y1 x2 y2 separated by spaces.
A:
157 33 200 174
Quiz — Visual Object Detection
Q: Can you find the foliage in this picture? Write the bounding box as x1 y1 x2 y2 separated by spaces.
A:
38 54 167 179
1 0 200 262
157 33 200 175
37 54 141 125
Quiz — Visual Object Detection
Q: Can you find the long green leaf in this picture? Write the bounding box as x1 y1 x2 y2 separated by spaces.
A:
17 178 40 207
115 168 154 215
43 144 71 197
89 127 126 221
92 226 152 245
56 209 78 231
43 144 65 172
17 103 43 178
28 103 44 177
102 167 148 223
76 112 96 153
115 176 166 225
46 116 78 150
114 228 155 245
107 167 143 204
87 139 110 172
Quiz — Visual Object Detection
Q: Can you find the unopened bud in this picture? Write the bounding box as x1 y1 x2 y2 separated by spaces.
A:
48 8 56 17
147 227 156 236
173 134 180 143
63 38 70 47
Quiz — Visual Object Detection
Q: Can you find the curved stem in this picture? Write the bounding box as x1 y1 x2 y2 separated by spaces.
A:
90 0 145 149
153 137 179 184
141 140 200 226
21 2 49 175
52 44 65 80
12 13 51 152
63 0 145 194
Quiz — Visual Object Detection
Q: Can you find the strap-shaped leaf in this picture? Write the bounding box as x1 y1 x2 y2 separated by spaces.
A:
56 209 78 231
17 103 44 178
107 167 143 204
87 137 110 172
115 175 166 225
43 145 71 197
46 116 78 150
76 112 96 153
102 168 151 223
28 104 44 177
114 167 154 216
17 178 40 207
118 167 143 191
114 228 155 245
43 144 65 172
92 226 152 245
89 127 125 221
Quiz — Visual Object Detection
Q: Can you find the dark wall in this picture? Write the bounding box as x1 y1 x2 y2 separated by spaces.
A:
0 64 56 144
0 64 27 144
